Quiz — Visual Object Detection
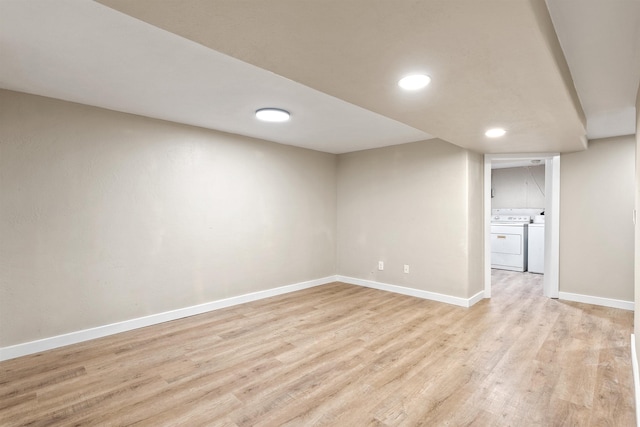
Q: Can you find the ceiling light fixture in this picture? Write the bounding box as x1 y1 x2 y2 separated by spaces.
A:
485 128 506 138
255 108 290 122
398 74 431 91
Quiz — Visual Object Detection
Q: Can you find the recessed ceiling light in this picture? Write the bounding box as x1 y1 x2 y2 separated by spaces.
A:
255 108 290 122
485 128 506 138
398 74 431 91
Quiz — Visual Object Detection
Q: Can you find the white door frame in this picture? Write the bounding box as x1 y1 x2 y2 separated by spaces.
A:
483 153 560 298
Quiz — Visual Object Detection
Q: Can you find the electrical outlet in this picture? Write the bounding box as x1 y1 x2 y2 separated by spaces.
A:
404 264 410 274
378 261 384 271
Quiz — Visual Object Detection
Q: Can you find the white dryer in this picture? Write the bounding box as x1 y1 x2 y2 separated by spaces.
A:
491 215 530 272
528 221 545 274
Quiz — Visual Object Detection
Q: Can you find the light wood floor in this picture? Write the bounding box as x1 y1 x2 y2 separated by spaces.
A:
1 270 635 426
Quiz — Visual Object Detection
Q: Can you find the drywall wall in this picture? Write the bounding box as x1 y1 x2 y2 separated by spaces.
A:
491 165 545 209
0 90 337 347
466 151 485 296
635 84 640 369
560 135 635 301
336 140 483 299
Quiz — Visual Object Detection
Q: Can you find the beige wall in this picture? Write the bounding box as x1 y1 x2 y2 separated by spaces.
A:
491 166 546 209
560 136 635 301
0 90 337 347
336 140 483 299
635 84 640 366
466 151 485 296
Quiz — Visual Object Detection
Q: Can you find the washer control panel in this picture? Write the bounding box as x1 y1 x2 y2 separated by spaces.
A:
491 215 531 223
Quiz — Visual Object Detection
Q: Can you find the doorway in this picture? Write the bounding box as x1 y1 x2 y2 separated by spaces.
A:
483 154 560 299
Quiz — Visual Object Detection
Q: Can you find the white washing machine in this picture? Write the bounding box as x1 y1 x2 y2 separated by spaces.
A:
491 215 530 272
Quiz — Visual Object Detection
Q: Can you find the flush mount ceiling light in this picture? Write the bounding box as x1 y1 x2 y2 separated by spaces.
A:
485 128 507 138
398 74 431 91
255 108 290 122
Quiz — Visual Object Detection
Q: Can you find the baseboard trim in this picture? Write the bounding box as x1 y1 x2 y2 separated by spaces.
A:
336 275 483 308
0 275 337 362
632 334 640 427
558 292 634 311
468 289 486 307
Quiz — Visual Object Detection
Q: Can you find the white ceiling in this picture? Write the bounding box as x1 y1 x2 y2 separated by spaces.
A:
0 0 430 154
491 159 547 170
546 0 640 140
1 0 638 154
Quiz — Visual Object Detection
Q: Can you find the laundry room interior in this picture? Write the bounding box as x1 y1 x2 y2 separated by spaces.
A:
490 160 547 278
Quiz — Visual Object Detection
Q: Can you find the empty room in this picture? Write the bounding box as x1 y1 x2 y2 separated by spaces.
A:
2 0 640 425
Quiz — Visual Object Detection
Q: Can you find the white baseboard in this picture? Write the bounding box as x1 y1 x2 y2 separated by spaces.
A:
558 291 634 311
336 275 484 308
0 275 488 361
0 276 337 362
468 289 486 306
632 334 640 427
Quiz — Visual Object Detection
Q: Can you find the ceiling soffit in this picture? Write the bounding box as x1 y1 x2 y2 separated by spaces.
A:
99 0 587 154
546 0 640 140
0 0 432 154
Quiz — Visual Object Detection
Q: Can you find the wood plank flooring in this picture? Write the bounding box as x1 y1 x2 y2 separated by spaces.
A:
1 270 635 426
